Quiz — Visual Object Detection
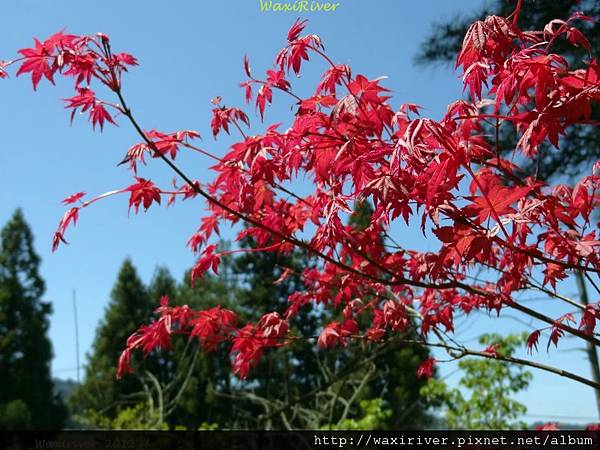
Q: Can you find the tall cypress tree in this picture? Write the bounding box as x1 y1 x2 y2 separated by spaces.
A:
146 265 232 429
346 201 433 428
173 252 240 428
147 266 179 388
0 209 66 429
232 238 322 428
226 206 434 428
70 259 155 421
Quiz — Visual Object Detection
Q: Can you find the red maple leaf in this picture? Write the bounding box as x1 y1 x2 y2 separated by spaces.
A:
317 322 342 349
125 177 161 213
526 330 541 355
61 191 86 204
287 19 308 42
256 85 272 120
536 423 559 431
483 343 500 358
17 39 56 90
89 103 116 130
466 185 532 224
190 244 221 285
416 358 436 379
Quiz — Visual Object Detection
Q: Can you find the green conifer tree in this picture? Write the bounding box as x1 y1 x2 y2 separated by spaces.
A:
230 204 433 429
232 237 321 428
175 250 241 428
146 265 234 429
0 209 66 429
70 259 155 422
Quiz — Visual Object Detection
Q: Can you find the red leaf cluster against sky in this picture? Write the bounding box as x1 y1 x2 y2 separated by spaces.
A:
3 6 600 386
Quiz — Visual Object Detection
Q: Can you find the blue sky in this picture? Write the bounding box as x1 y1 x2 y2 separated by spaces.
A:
1 0 597 425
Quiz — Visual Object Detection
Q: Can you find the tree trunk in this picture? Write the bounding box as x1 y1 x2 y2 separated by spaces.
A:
575 270 600 418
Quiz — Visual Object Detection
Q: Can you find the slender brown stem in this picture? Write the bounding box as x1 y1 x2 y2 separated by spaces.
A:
411 339 600 391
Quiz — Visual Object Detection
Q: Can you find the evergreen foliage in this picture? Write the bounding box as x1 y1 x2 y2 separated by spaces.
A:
0 209 66 429
70 259 156 422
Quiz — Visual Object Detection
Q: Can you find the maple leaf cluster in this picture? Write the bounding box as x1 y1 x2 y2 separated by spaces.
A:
3 6 600 386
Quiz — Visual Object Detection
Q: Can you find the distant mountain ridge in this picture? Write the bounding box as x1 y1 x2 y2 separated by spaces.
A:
53 378 78 402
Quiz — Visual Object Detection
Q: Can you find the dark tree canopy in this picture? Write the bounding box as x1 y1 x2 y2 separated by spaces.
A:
0 209 66 429
71 258 240 428
161 263 238 428
231 236 323 428
223 205 435 429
